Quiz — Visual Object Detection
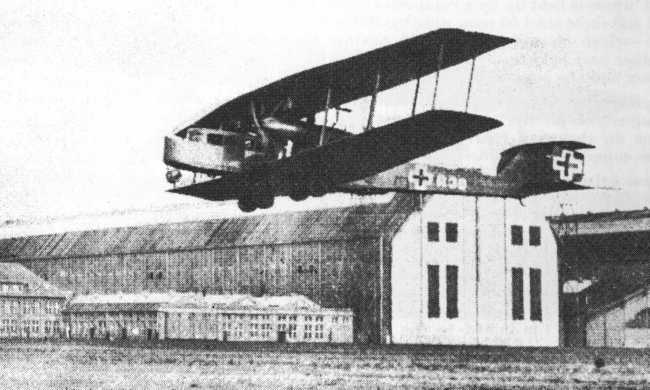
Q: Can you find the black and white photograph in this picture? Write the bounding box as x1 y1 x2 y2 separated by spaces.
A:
0 0 648 388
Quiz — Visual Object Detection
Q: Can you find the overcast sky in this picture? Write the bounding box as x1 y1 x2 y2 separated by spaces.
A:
0 0 648 224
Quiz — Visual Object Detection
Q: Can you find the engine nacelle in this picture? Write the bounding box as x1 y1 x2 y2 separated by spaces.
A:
260 117 308 138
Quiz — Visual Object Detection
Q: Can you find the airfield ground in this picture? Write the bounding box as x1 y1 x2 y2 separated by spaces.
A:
0 341 647 389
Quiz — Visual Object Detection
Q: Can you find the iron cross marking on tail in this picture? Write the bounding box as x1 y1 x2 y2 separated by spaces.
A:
552 149 584 182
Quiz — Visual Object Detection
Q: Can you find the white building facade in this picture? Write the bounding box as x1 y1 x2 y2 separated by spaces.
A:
391 195 559 346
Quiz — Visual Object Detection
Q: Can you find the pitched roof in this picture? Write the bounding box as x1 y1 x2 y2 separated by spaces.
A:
586 282 648 319
549 208 650 224
64 292 351 313
0 262 67 298
0 194 418 261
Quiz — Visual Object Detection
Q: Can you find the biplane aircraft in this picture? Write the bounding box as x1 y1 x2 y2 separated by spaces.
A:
163 28 593 212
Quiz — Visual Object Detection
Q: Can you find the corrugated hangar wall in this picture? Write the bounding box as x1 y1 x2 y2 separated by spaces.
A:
0 195 417 343
23 239 384 340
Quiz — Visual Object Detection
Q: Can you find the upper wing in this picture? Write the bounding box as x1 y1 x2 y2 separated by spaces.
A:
179 29 514 133
170 110 503 201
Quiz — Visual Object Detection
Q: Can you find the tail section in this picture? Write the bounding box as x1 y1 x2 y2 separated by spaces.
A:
496 141 595 197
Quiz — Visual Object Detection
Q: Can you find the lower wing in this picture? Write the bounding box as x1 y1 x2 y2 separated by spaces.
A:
169 110 503 201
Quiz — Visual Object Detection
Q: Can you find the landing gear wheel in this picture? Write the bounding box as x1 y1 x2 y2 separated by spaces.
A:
309 179 329 198
238 198 257 213
257 195 274 209
289 185 309 202
289 192 309 202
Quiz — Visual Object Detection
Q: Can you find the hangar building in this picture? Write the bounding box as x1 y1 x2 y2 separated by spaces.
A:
550 208 650 347
0 194 559 346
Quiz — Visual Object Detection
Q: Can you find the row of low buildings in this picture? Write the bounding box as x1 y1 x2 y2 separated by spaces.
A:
65 292 352 343
0 263 353 342
0 194 648 347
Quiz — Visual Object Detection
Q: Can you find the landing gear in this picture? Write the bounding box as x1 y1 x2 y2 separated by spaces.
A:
309 179 329 198
256 194 274 209
237 192 275 212
238 198 257 213
288 184 309 202
287 179 330 201
289 191 309 202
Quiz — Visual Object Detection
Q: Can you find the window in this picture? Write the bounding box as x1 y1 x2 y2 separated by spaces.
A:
288 315 297 339
250 323 259 338
446 265 459 319
314 323 324 339
512 267 524 320
261 323 272 339
427 265 440 318
427 222 439 242
511 225 523 246
529 268 542 321
529 226 541 246
303 324 312 340
187 129 203 142
207 133 224 146
445 223 458 242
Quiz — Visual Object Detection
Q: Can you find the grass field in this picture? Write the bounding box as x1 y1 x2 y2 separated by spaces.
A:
0 340 647 389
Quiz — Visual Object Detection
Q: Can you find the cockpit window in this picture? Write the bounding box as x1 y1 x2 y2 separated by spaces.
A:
187 129 203 142
207 133 224 146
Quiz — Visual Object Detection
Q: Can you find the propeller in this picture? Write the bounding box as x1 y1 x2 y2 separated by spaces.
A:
250 101 270 148
250 101 283 158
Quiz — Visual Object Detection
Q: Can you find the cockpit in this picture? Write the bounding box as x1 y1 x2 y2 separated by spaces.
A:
186 128 234 146
164 128 249 175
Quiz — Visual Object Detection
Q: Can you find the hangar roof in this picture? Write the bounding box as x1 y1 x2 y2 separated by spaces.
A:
551 208 648 307
550 208 650 224
0 194 418 261
549 208 650 263
549 208 650 237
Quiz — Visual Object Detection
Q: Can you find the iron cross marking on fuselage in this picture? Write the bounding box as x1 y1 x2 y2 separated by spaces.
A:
413 169 429 186
552 149 583 182
409 167 432 190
